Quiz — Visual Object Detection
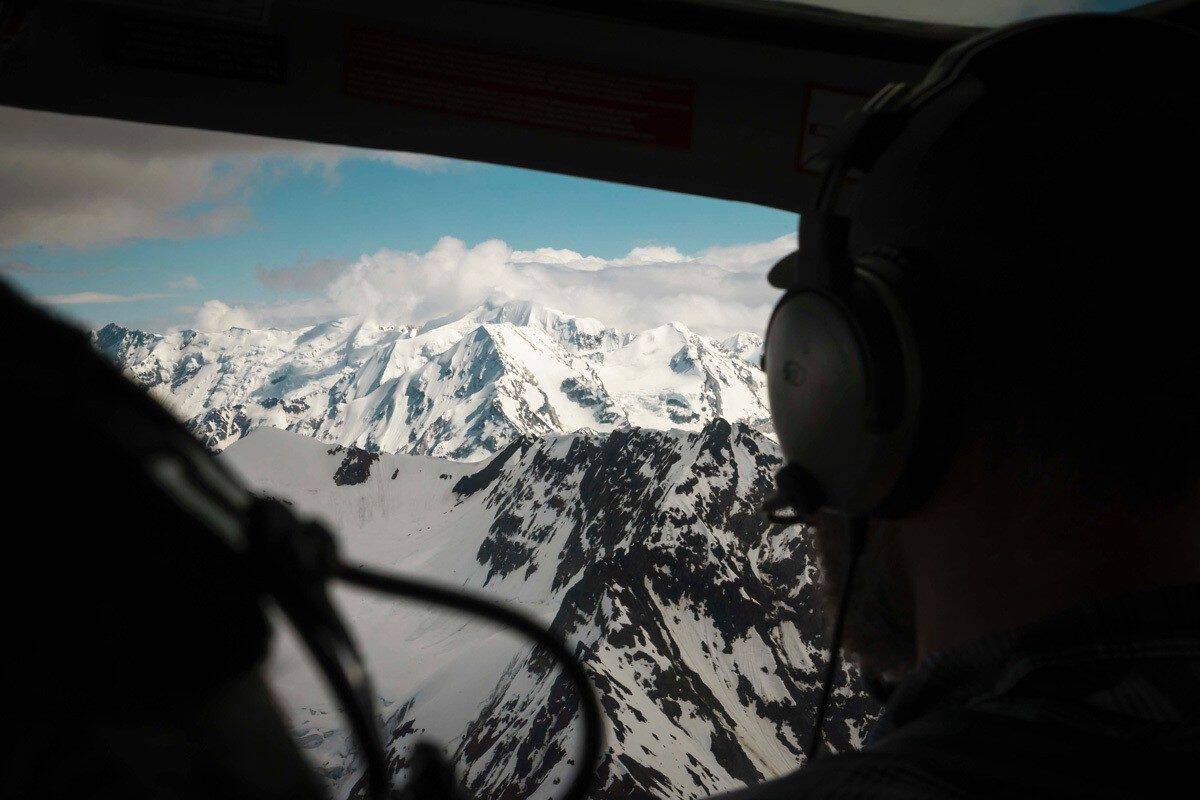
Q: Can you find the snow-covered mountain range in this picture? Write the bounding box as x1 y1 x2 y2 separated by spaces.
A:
95 299 876 799
224 423 877 800
94 299 769 459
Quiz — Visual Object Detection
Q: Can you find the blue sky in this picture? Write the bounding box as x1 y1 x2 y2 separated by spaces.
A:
0 1 1151 337
0 106 795 338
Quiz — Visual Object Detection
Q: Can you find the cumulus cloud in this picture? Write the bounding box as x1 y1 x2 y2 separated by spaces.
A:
194 299 258 332
0 106 456 249
614 245 691 266
696 233 796 272
314 232 795 339
508 247 608 272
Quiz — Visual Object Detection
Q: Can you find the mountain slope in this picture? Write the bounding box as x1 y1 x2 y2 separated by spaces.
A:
96 299 769 460
223 422 877 800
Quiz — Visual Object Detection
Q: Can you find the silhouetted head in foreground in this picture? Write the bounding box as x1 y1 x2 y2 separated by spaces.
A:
738 14 1200 800
1 281 330 800
810 17 1200 688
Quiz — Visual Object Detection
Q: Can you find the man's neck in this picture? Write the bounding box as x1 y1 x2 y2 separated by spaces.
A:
900 478 1200 662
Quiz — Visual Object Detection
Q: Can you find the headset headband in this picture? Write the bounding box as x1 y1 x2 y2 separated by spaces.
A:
768 12 1184 295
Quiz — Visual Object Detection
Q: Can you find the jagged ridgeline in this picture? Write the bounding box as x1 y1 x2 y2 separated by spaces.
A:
222 423 878 800
92 299 771 459
94 299 878 799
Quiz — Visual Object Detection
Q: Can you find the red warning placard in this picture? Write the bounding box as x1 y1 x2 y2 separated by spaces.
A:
344 24 695 150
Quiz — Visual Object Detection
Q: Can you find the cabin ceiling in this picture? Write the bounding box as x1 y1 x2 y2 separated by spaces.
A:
1 0 1194 212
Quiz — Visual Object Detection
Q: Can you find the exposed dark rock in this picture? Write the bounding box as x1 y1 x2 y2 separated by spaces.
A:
333 448 380 486
186 405 253 451
453 437 528 497
379 419 879 800
669 347 698 375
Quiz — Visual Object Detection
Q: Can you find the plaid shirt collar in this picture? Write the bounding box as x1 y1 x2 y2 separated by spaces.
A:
869 582 1200 744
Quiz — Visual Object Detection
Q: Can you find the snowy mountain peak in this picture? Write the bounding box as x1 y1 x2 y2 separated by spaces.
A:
476 297 540 325
719 332 765 365
94 302 770 459
454 298 623 352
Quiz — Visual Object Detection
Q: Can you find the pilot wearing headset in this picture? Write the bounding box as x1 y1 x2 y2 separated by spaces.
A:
735 13 1200 800
6 12 1199 800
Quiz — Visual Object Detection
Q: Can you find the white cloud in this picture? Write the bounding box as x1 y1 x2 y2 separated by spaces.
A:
613 245 691 266
38 291 165 304
316 232 794 339
0 106 458 249
509 247 609 271
194 299 258 332
696 233 796 272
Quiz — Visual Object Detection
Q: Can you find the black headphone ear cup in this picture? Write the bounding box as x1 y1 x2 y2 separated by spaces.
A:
764 259 921 517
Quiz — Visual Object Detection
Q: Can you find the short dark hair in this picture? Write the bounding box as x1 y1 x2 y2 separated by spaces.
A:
852 58 1200 508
